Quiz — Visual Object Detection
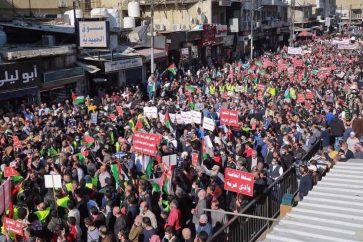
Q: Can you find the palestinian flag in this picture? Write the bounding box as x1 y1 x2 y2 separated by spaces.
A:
74 96 85 104
83 135 95 148
111 161 122 186
164 112 175 134
167 63 177 76
134 118 143 131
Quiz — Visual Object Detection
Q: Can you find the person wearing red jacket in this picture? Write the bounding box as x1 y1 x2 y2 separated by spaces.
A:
165 199 182 233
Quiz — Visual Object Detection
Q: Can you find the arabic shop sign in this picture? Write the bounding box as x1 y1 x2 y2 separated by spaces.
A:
78 21 110 48
0 61 41 93
104 58 143 73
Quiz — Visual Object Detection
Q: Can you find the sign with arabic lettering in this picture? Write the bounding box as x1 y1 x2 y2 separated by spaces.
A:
79 21 110 48
220 108 239 127
104 58 143 73
0 61 41 93
224 168 254 196
4 217 24 236
132 132 161 156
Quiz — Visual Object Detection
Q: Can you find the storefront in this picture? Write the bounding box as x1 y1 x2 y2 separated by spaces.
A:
40 66 85 103
0 60 41 108
201 25 217 64
133 48 168 80
104 57 143 86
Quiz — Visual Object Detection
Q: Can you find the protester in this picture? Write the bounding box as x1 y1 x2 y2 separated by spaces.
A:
0 32 362 242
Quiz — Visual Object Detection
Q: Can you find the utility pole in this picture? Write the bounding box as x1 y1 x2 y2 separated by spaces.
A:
290 0 295 47
349 4 352 29
150 0 155 75
250 0 254 59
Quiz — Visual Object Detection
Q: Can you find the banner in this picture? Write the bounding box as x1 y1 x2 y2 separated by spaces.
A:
4 217 24 236
224 168 254 196
90 113 98 124
287 47 303 55
143 107 158 119
0 61 42 93
116 106 124 116
132 132 161 156
192 153 199 167
202 117 215 131
190 111 202 124
44 174 62 188
220 108 239 127
181 111 192 124
297 93 305 103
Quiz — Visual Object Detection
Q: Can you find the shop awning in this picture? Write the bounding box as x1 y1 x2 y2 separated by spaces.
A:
134 48 167 62
76 62 101 74
0 87 38 101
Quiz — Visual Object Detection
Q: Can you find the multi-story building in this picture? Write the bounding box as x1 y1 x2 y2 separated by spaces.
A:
336 0 362 27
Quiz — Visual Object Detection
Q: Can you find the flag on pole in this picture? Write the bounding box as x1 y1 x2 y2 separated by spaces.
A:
83 135 95 148
47 147 58 157
167 63 177 76
134 118 143 131
164 112 175 134
145 159 153 178
74 96 85 104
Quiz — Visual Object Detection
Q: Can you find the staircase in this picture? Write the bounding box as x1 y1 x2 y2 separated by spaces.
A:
264 159 363 242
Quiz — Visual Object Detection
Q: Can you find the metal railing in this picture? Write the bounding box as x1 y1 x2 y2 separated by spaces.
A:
209 140 322 242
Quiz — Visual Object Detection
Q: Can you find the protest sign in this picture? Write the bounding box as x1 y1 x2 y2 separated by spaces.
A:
44 175 62 188
305 90 314 99
192 153 199 167
132 132 161 156
4 217 24 236
169 113 177 123
143 107 158 119
190 111 202 124
202 117 215 132
220 108 239 127
90 112 98 124
4 178 11 211
297 93 305 103
224 168 254 196
109 113 117 122
4 167 20 177
287 47 303 55
158 112 165 123
181 111 192 124
194 103 205 111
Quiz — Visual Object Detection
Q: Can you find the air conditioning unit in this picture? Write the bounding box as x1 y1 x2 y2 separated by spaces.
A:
58 0 67 8
154 24 165 31
172 24 181 31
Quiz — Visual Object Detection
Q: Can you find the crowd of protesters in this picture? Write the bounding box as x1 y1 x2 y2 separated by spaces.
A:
0 32 362 242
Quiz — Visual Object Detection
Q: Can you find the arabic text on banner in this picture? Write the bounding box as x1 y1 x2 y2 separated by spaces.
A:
224 168 254 196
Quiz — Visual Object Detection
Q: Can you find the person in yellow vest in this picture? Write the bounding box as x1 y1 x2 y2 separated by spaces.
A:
267 85 277 97
209 83 216 95
289 87 297 100
219 83 225 94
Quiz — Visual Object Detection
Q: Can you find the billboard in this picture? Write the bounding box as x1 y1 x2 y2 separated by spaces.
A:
78 20 110 48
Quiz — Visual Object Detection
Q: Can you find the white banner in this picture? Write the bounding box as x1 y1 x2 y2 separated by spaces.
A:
44 175 62 188
287 47 303 55
181 111 192 124
144 107 158 119
203 117 215 131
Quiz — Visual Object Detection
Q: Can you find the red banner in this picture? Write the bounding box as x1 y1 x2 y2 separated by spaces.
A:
224 168 254 196
297 93 305 103
116 106 124 117
4 178 11 211
4 167 20 177
4 217 24 236
12 136 22 149
132 132 161 156
305 90 314 99
220 108 239 127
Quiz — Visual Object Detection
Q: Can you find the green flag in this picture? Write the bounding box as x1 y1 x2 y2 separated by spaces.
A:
111 164 121 185
145 159 153 179
47 147 58 157
152 182 161 193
